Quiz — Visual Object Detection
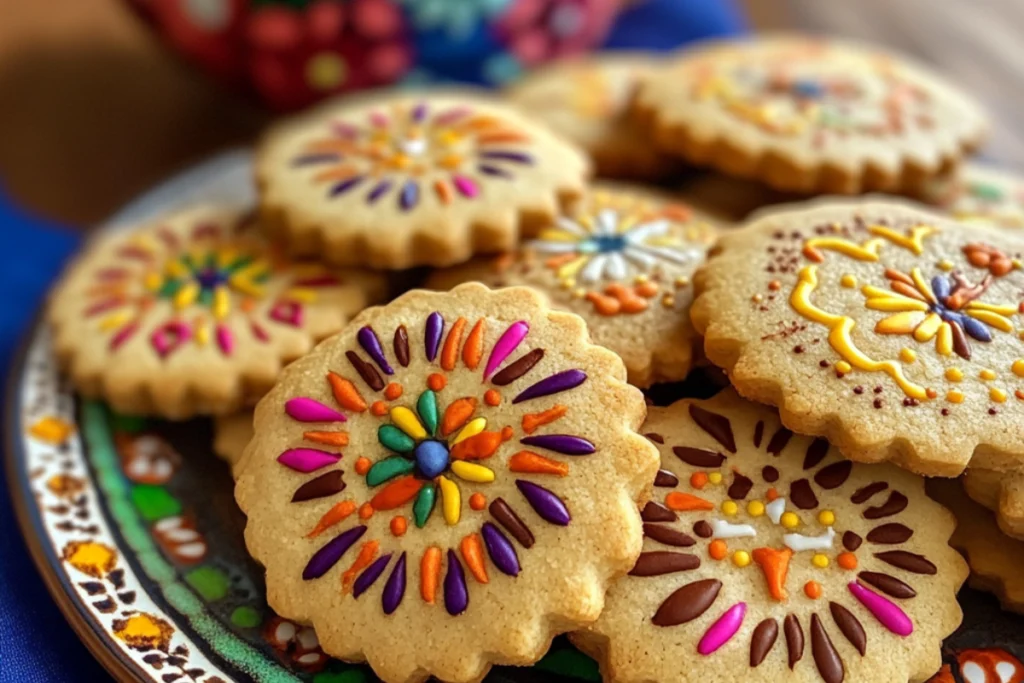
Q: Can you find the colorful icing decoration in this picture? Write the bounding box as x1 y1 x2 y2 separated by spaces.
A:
783 527 836 553
698 602 747 655
847 581 913 636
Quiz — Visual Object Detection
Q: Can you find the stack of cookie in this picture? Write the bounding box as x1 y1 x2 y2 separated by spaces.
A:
47 32 1024 683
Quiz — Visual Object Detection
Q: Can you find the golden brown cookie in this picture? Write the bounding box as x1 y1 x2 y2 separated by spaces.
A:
962 467 1024 541
923 163 1024 230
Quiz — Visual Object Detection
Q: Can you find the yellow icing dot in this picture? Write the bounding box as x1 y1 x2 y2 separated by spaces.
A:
781 512 800 529
991 388 1008 403
662 294 676 308
708 472 723 485
721 501 739 516
817 510 835 526
980 369 997 381
747 501 765 517
840 274 857 288
812 554 830 568
732 550 751 568
573 288 586 299
752 293 764 303
634 274 649 284
945 368 963 382
1013 360 1024 378
938 259 955 271
947 390 964 404
899 348 916 363
835 361 852 375
561 278 576 289
675 275 690 287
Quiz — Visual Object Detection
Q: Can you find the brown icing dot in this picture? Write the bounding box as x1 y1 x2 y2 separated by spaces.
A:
643 523 695 547
851 482 888 504
673 446 726 469
858 571 918 599
842 531 863 552
652 579 722 627
693 520 713 538
766 427 793 456
790 479 819 510
864 491 909 519
810 613 844 683
819 360 830 368
645 432 665 444
489 498 535 548
629 551 700 576
873 398 884 409
784 614 804 669
641 501 678 523
793 345 804 354
853 386 864 394
753 420 765 448
750 619 779 667
866 523 914 544
802 438 831 469
874 551 937 575
688 405 736 452
829 602 866 656
873 385 883 394
990 408 999 415
814 461 852 489
762 466 780 483
728 472 754 500
290 470 345 502
654 469 679 488
941 408 950 416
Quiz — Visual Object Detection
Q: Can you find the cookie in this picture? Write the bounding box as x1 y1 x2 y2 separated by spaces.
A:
49 204 386 419
427 185 718 387
924 163 1024 229
213 411 253 473
257 91 592 269
927 478 1024 615
679 172 799 224
962 467 1024 541
692 199 1024 476
505 54 680 180
233 283 659 683
633 35 988 195
573 389 967 683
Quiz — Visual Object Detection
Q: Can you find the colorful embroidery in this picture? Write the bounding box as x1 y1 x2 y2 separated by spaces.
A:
292 101 534 211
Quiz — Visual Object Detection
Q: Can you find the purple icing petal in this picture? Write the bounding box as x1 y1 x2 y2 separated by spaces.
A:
512 369 587 404
367 179 392 204
411 102 427 122
479 151 533 165
519 435 595 455
478 164 511 178
292 153 340 166
382 552 407 615
481 523 520 576
516 480 571 526
425 312 444 362
302 525 366 580
277 448 340 473
399 180 419 211
285 397 346 423
444 549 469 616
357 326 394 375
353 553 392 598
330 176 364 197
484 321 529 380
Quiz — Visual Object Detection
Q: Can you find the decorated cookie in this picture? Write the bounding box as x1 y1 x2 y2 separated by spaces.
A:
257 92 592 269
573 390 967 683
427 186 718 387
924 164 1024 230
679 172 797 224
633 35 988 195
691 200 1024 476
49 205 386 419
962 467 1024 541
928 478 1024 616
213 411 253 473
233 284 659 683
505 54 680 180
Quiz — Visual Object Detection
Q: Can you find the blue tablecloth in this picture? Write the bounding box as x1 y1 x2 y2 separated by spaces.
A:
0 3 744 680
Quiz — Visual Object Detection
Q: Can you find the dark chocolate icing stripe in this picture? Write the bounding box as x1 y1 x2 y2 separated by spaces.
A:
866 523 914 544
688 404 736 452
346 351 384 391
654 469 679 487
753 420 765 448
850 482 888 504
810 613 845 683
291 470 346 502
302 525 367 580
491 349 544 385
629 551 700 576
393 325 410 367
643 523 695 547
790 479 819 509
673 446 726 468
766 427 793 456
651 579 721 627
645 432 665 444
803 437 830 469
864 491 909 519
814 461 853 489
829 602 866 656
488 498 534 548
641 501 677 523
728 472 754 500
750 619 779 667
857 571 917 599
874 551 937 575
784 614 804 669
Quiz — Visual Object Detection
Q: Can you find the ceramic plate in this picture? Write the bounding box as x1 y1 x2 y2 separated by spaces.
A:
7 151 1024 683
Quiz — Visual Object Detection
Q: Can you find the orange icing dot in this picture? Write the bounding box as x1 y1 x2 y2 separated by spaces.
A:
441 398 478 436
838 552 858 570
371 401 388 416
500 426 514 441
752 547 792 602
709 540 728 561
804 580 822 600
355 457 371 475
469 493 487 510
522 405 568 434
484 390 501 406
427 373 447 391
384 383 403 400
390 516 408 537
358 503 374 519
305 500 355 538
441 317 467 371
460 534 489 584
690 472 709 490
420 546 441 604
765 487 780 501
509 451 569 476
665 491 715 511
463 320 485 369
327 372 367 412
635 281 660 298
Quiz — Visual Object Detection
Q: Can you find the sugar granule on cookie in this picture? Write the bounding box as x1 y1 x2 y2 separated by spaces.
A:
48 204 386 419
427 185 718 387
573 390 967 683
633 35 988 195
234 284 659 683
691 199 1024 476
257 91 591 269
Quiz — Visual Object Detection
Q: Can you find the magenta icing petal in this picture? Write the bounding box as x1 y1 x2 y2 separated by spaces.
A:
302 525 366 580
150 321 191 358
512 369 587 404
110 322 139 350
481 522 519 576
425 312 444 362
353 554 392 598
452 174 479 198
484 321 530 380
251 321 269 342
516 480 570 526
370 111 389 127
697 603 746 655
444 549 469 616
434 106 469 126
382 552 407 615
848 582 913 636
519 435 595 455
357 326 394 375
285 397 346 423
268 300 303 327
215 325 234 356
278 448 340 473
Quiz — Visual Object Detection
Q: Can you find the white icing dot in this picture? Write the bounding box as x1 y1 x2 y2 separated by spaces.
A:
164 528 199 543
175 542 206 559
997 660 1018 683
783 526 836 552
274 621 297 643
184 0 230 31
134 435 162 457
766 497 786 524
710 519 757 539
962 661 985 683
153 516 182 532
296 627 319 649
398 138 427 156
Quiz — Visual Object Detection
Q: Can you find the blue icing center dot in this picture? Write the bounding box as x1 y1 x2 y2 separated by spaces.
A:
792 80 824 99
587 235 627 254
196 268 227 290
414 440 449 479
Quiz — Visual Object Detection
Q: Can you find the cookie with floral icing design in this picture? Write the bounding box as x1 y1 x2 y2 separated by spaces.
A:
962 467 1024 541
234 283 658 683
257 91 591 269
692 200 1024 476
924 164 1024 230
633 35 988 195
214 411 253 474
573 390 967 683
505 54 680 180
49 204 386 419
426 186 718 387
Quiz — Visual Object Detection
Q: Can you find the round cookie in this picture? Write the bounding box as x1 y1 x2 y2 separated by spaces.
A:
633 35 988 195
49 204 386 419
234 284 659 683
427 186 718 387
691 199 1024 476
924 163 1024 229
962 467 1024 541
505 54 680 180
257 91 592 269
573 389 967 683
214 411 253 474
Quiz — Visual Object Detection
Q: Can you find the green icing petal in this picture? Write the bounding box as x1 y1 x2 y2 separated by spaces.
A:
413 483 436 528
417 390 438 436
378 424 415 453
366 456 414 487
